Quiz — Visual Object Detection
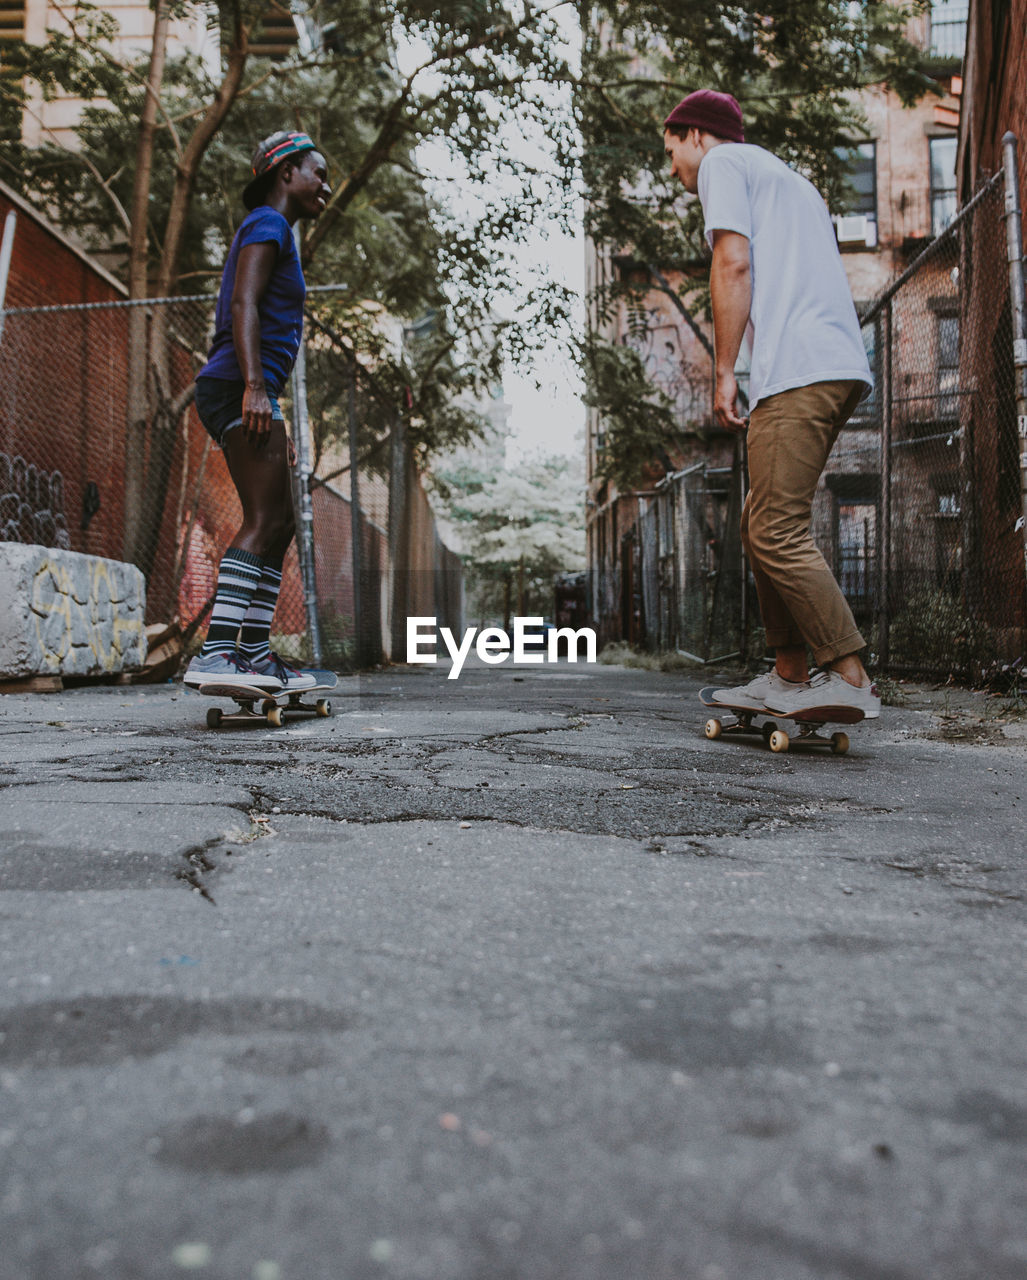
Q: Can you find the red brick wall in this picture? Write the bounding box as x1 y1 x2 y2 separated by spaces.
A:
957 0 1027 636
0 187 131 562
0 186 127 310
959 0 1027 210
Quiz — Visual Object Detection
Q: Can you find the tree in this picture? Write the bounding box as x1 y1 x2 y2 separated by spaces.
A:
432 454 586 623
0 0 935 557
578 0 937 484
1 0 580 573
3 0 280 571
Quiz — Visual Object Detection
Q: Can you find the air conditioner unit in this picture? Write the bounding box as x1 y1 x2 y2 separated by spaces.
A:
834 214 878 248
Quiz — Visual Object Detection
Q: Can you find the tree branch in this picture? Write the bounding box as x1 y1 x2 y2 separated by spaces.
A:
49 0 184 159
5 92 131 233
155 6 251 297
304 0 574 261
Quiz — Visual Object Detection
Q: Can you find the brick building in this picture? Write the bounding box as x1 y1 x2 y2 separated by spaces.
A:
0 179 129 559
957 0 1027 194
6 0 299 148
953 0 1027 641
0 180 242 626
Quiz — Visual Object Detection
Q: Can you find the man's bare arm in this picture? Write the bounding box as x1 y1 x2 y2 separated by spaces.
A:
710 228 752 431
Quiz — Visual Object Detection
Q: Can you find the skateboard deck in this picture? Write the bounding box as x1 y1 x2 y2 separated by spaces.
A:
699 686 861 755
198 672 338 729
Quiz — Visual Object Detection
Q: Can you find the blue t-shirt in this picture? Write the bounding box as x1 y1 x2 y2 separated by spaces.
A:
198 207 305 395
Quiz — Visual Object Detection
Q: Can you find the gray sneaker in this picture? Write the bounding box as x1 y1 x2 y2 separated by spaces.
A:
764 669 881 722
183 650 283 691
247 651 318 692
707 669 807 712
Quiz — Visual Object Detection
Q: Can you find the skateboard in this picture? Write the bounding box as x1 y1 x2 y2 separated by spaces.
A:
699 686 858 755
198 670 338 729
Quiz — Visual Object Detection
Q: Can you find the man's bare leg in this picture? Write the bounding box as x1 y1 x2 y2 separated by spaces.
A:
830 653 872 688
776 646 871 689
774 645 809 684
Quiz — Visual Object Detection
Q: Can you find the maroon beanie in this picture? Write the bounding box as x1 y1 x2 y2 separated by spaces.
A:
664 90 745 143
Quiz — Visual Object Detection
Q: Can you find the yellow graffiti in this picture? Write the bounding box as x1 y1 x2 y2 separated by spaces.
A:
31 555 144 673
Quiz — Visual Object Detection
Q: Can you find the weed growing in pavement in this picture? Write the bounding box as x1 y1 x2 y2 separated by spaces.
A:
599 642 704 673
873 676 907 707
995 684 1027 721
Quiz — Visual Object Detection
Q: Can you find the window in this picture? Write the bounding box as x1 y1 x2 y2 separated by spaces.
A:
836 502 877 613
835 142 878 248
0 0 26 141
929 0 968 59
930 136 958 235
0 0 24 41
937 314 959 417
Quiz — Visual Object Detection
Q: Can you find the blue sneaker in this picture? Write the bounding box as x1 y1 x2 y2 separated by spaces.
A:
183 650 283 691
247 651 318 692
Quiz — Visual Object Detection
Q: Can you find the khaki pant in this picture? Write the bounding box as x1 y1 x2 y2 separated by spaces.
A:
740 379 866 667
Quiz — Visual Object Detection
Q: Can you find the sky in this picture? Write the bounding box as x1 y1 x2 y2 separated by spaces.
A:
398 7 586 468
502 224 585 466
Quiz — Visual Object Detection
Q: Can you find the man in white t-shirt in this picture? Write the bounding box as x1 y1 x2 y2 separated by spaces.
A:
662 89 880 722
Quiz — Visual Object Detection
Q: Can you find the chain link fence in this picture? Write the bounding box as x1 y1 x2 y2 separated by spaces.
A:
589 151 1027 681
0 286 463 673
631 455 747 662
851 167 1025 678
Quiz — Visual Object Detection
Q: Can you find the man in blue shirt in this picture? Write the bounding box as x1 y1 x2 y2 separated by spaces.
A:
184 131 331 693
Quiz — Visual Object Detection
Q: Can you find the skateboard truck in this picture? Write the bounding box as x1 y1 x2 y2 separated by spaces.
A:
703 709 849 755
198 673 338 729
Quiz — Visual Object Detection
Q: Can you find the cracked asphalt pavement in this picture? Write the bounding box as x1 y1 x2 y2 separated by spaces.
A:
1 658 1026 1280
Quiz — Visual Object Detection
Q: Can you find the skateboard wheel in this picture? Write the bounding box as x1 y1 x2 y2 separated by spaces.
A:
830 731 850 755
704 717 723 740
266 705 284 728
316 699 331 717
260 698 278 715
206 706 223 729
768 729 790 753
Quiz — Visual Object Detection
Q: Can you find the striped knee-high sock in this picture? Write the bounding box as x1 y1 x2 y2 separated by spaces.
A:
200 547 264 657
237 559 284 665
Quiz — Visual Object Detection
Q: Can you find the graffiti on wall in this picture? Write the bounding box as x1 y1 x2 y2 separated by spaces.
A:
0 452 72 549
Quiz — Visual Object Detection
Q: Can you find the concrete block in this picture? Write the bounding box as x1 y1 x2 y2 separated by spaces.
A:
0 543 146 678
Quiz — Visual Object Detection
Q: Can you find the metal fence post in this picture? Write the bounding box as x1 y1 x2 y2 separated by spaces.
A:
0 211 16 347
388 406 408 660
348 370 363 666
877 300 893 670
1002 132 1027 589
291 227 323 666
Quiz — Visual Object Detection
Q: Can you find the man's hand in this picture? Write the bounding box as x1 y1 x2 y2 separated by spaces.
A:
241 384 273 443
714 370 748 432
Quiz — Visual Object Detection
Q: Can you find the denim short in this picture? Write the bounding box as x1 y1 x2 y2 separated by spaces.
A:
194 376 285 447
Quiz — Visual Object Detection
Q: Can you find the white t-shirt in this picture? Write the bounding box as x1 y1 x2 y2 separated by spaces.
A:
697 143 872 409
